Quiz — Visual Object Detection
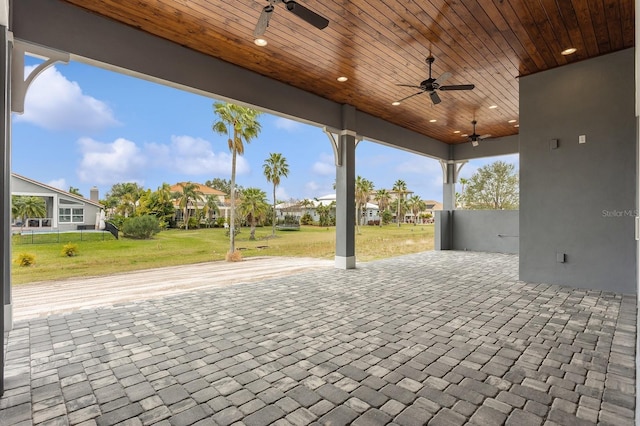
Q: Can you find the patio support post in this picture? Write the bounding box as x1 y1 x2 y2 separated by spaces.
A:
0 23 9 395
332 105 357 269
436 160 466 250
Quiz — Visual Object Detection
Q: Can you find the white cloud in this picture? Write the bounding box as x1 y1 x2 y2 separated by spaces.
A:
165 135 249 176
312 153 335 176
15 65 119 132
274 117 303 132
77 137 146 185
275 186 290 201
47 178 67 190
395 156 442 174
305 181 320 193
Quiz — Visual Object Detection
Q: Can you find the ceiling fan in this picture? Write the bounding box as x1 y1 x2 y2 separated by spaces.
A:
394 56 475 105
254 0 329 37
467 120 491 147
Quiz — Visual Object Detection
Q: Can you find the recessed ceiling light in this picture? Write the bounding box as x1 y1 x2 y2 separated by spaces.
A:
489 105 498 109
461 134 468 137
514 124 520 128
254 38 268 47
561 47 577 55
453 130 460 134
429 119 436 123
391 101 401 106
337 76 348 82
508 119 517 123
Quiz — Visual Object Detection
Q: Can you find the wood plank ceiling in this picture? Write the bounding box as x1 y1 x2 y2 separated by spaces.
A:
62 0 634 144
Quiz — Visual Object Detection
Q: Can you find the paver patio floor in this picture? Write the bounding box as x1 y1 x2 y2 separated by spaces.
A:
1 251 636 425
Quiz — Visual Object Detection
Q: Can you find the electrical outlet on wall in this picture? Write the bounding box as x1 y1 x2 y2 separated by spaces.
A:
579 135 586 144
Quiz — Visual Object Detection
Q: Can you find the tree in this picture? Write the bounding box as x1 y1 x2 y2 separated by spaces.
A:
137 186 175 226
407 195 426 225
263 153 289 236
315 201 336 227
12 196 46 228
374 189 391 227
355 176 374 232
203 195 220 224
464 160 519 209
205 178 244 195
392 179 407 227
177 182 203 230
457 177 469 208
212 102 262 255
239 188 269 240
69 186 83 197
105 182 144 218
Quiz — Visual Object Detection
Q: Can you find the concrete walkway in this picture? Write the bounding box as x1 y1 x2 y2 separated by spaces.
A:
1 251 636 425
12 257 334 322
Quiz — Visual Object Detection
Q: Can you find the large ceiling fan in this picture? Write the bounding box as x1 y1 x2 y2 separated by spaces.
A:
467 120 491 147
254 0 329 37
394 56 475 105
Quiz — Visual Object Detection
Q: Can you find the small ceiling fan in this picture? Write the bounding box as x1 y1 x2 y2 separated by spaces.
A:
394 56 475 105
254 0 329 37
467 120 491 147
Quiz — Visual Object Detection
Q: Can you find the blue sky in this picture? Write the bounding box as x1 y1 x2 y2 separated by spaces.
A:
13 57 518 203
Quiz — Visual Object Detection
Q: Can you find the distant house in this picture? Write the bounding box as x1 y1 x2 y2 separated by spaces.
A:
11 173 104 231
169 182 229 225
276 193 442 225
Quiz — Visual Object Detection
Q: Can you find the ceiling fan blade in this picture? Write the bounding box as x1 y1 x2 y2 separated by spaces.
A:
480 134 492 139
253 5 274 37
284 1 329 30
439 84 475 91
395 91 424 103
429 91 441 105
396 84 424 89
434 71 452 86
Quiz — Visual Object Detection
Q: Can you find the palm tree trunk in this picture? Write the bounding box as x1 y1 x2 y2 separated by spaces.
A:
397 200 401 227
272 184 276 236
229 148 237 253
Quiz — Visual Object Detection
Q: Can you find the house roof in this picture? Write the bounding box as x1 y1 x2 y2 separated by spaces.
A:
11 173 103 208
169 183 226 197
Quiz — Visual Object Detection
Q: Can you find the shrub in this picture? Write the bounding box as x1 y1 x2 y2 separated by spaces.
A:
300 213 313 225
215 217 226 228
61 243 79 257
122 215 161 239
187 217 200 229
225 250 243 262
15 253 35 267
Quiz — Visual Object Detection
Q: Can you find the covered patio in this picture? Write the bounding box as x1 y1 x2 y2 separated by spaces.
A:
2 251 635 425
1 0 638 424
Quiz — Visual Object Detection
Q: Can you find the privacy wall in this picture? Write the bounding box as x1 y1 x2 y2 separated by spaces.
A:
519 48 636 294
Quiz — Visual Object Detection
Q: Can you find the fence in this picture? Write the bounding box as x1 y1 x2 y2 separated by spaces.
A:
13 230 117 245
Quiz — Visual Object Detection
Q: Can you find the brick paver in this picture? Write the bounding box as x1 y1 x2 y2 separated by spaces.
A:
1 251 636 425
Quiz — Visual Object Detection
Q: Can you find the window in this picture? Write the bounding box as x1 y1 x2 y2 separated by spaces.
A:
59 207 84 223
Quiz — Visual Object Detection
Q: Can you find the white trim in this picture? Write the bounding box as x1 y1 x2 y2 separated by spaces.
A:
335 255 356 269
4 303 12 331
0 0 7 27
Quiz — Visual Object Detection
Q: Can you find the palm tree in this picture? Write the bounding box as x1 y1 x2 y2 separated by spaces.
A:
315 201 336 226
203 195 220 224
355 176 374 232
407 195 426 225
12 196 46 228
69 186 82 197
156 183 173 204
374 189 391 227
212 102 262 254
263 153 289 236
392 179 407 227
239 188 269 240
177 182 203 230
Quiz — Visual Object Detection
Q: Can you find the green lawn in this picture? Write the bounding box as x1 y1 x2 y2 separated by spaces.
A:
11 224 434 285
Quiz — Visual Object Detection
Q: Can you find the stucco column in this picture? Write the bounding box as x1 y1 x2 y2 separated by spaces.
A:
335 130 356 269
436 160 466 250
